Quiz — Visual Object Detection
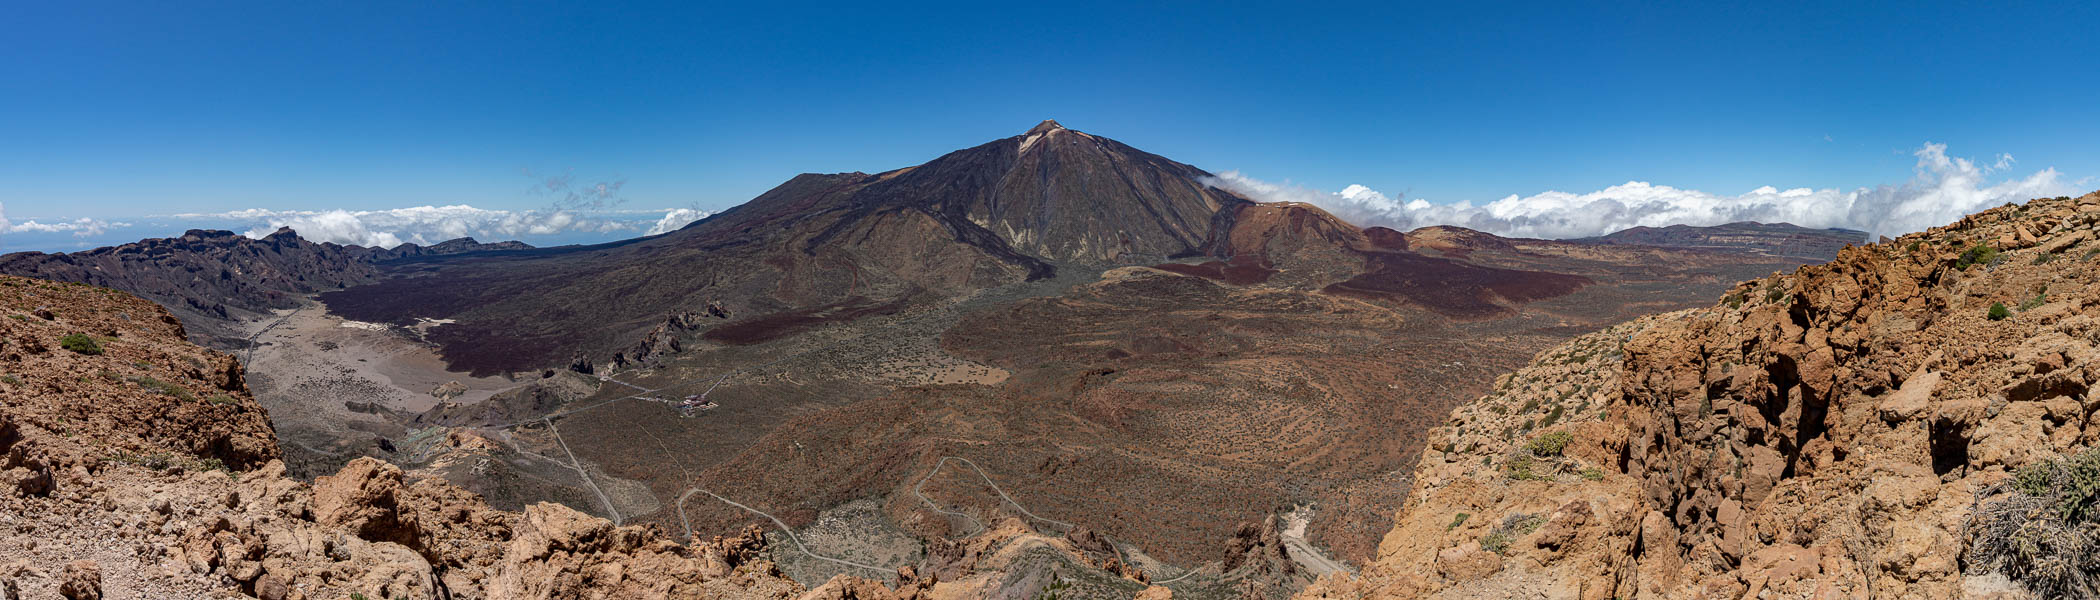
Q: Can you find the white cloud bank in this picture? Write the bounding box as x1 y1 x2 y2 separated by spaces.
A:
1206 143 2077 241
644 207 711 236
169 205 710 248
0 203 128 238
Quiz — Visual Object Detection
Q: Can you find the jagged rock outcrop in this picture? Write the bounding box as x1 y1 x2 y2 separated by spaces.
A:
415 370 599 428
1303 191 2100 599
611 307 731 369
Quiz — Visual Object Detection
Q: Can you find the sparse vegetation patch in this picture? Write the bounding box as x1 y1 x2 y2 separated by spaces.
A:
1957 243 1999 270
60 333 102 355
1480 512 1545 554
1526 430 1571 457
1966 447 2100 598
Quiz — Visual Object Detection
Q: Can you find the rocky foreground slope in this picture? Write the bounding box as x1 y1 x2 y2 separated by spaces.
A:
0 274 931 599
1298 192 2100 599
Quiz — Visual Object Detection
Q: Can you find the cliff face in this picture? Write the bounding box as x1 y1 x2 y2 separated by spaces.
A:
1304 192 2100 599
0 274 823 599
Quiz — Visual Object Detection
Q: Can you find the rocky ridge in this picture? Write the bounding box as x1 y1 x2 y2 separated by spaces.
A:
1298 192 2100 599
0 228 530 349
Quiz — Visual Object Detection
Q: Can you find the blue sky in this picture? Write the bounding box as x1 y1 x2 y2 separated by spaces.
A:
4 1 2097 251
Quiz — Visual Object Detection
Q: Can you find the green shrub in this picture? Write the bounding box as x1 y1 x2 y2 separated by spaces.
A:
127 376 193 401
1908 240 1923 252
2034 252 2061 265
2021 293 2048 312
0 375 17 385
1967 447 2100 598
1480 512 1546 554
59 333 102 355
1989 302 2011 321
1447 512 1471 530
1537 405 1566 429
1527 431 1572 457
1581 467 1605 481
1764 286 1786 303
1957 243 2000 270
1506 455 1550 481
1723 290 1747 309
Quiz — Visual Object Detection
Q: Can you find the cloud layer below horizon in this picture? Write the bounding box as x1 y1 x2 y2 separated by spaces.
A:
1205 143 2078 241
165 205 713 248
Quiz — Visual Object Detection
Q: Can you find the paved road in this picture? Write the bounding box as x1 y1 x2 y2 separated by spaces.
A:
544 417 622 525
239 304 306 366
1281 537 1350 577
674 487 893 574
910 456 1206 586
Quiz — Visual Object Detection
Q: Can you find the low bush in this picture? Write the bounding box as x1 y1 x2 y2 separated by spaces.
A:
1506 455 1550 481
1527 431 1572 457
1480 512 1546 554
59 333 102 355
128 375 193 401
1989 302 2011 321
1957 243 2000 270
1537 405 1566 429
1966 447 2100 598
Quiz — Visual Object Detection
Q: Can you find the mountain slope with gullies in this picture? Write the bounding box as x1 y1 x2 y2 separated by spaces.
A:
1298 191 2100 599
318 120 1255 375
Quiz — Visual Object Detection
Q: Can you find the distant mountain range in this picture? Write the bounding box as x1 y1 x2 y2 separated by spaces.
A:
0 228 527 347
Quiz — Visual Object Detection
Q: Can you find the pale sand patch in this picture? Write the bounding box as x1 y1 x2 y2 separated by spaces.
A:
244 301 519 422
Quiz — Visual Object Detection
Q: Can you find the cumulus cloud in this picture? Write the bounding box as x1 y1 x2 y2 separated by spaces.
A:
644 207 711 236
164 205 637 248
1206 143 2075 241
161 205 719 248
6 214 128 237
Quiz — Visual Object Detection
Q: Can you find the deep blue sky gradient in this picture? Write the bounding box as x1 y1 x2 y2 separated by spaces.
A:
5 1 2097 231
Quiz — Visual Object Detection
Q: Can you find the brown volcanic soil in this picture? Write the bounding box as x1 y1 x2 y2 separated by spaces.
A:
1322 252 1591 318
703 294 917 346
652 228 1817 582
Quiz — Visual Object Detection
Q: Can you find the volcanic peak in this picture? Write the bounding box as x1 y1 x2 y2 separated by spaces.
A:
1025 119 1065 135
